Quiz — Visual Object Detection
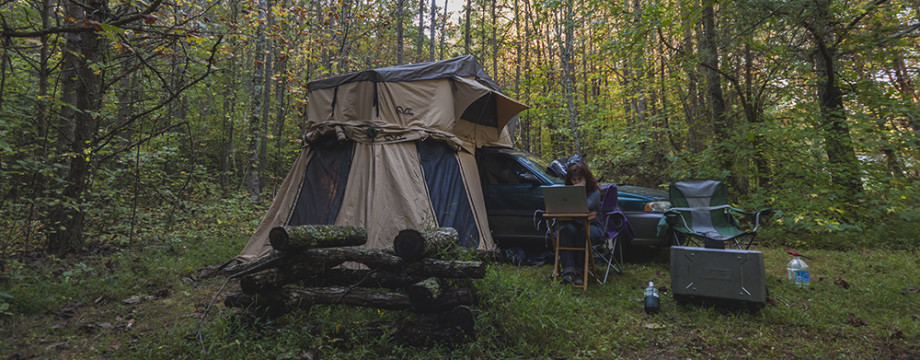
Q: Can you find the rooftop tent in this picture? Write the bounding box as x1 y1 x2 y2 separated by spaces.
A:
238 55 528 261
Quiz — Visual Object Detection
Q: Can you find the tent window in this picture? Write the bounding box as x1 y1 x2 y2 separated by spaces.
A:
460 93 498 127
288 136 355 226
416 139 480 248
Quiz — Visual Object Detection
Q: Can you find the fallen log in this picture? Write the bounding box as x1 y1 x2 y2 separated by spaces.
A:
269 225 367 252
401 258 486 279
253 287 474 315
265 287 412 312
240 267 425 295
393 228 458 262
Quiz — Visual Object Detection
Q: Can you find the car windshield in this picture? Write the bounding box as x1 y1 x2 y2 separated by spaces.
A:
516 151 564 184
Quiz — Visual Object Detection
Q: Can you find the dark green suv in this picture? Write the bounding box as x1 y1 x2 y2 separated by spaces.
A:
476 147 671 249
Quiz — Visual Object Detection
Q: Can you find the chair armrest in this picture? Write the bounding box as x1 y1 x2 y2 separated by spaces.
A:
723 207 772 232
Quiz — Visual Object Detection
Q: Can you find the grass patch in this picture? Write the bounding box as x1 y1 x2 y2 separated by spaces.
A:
3 243 918 359
2 199 919 359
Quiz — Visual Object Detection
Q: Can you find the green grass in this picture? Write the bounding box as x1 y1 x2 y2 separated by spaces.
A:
1 206 919 359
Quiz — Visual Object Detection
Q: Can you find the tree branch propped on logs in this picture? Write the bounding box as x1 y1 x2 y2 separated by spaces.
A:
252 287 475 314
240 267 425 295
281 247 487 279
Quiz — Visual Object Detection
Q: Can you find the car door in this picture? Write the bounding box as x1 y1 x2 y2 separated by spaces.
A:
476 152 548 246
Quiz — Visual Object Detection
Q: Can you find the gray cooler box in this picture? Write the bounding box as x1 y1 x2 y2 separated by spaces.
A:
670 246 767 310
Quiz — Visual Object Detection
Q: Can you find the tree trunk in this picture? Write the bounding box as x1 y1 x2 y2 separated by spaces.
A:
440 0 448 59
491 0 497 79
514 0 521 97
246 0 269 202
561 0 581 155
679 0 702 154
464 0 472 54
522 0 532 151
417 0 425 61
429 0 436 61
397 0 405 64
808 2 863 195
701 0 732 181
35 0 51 141
259 0 274 176
46 0 108 254
892 52 920 133
0 37 7 112
269 225 368 251
744 43 770 191
273 53 288 197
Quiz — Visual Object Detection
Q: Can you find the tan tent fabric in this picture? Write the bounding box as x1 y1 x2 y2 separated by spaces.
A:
335 142 436 249
238 56 525 262
238 148 314 261
306 79 454 133
305 75 525 151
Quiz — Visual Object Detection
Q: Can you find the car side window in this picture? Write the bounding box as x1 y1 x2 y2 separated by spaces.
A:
478 155 529 185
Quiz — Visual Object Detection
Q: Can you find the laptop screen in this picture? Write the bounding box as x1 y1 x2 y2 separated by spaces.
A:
542 185 588 214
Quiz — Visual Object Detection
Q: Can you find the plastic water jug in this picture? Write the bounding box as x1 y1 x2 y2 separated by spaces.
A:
786 250 810 287
644 280 660 314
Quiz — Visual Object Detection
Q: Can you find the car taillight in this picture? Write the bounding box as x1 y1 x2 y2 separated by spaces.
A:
644 201 671 212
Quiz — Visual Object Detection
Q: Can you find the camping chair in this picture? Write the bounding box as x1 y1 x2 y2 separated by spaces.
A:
592 184 635 283
659 180 770 249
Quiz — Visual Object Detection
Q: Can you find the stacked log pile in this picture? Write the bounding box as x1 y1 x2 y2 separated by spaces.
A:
223 225 495 346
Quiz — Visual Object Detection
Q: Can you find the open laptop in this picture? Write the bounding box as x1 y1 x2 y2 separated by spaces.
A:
542 185 589 214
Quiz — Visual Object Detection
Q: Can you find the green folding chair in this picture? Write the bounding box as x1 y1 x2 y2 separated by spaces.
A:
657 180 770 249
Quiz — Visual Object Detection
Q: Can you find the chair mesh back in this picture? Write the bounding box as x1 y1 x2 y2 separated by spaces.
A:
600 184 633 242
670 180 732 240
671 180 724 207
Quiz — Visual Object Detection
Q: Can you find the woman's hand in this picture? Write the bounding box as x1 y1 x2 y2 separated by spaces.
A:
587 212 597 221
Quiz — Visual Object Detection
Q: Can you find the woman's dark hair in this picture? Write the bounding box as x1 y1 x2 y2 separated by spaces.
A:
565 163 600 194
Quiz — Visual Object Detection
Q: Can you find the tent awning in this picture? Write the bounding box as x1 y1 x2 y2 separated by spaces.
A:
451 76 528 130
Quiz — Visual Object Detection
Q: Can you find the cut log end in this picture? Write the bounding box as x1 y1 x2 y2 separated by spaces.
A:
393 227 459 261
393 229 426 261
408 277 442 305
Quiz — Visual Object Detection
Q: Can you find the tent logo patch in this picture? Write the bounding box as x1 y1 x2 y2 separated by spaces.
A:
396 106 415 116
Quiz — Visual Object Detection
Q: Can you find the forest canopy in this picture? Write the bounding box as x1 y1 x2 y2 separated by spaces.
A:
0 0 918 254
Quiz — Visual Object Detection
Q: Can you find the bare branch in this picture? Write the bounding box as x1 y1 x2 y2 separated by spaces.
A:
92 36 223 156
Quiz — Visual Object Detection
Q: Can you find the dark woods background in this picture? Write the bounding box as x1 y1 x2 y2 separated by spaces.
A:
1 0 918 255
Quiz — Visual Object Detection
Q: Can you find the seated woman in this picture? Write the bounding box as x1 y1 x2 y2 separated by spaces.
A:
558 162 604 285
